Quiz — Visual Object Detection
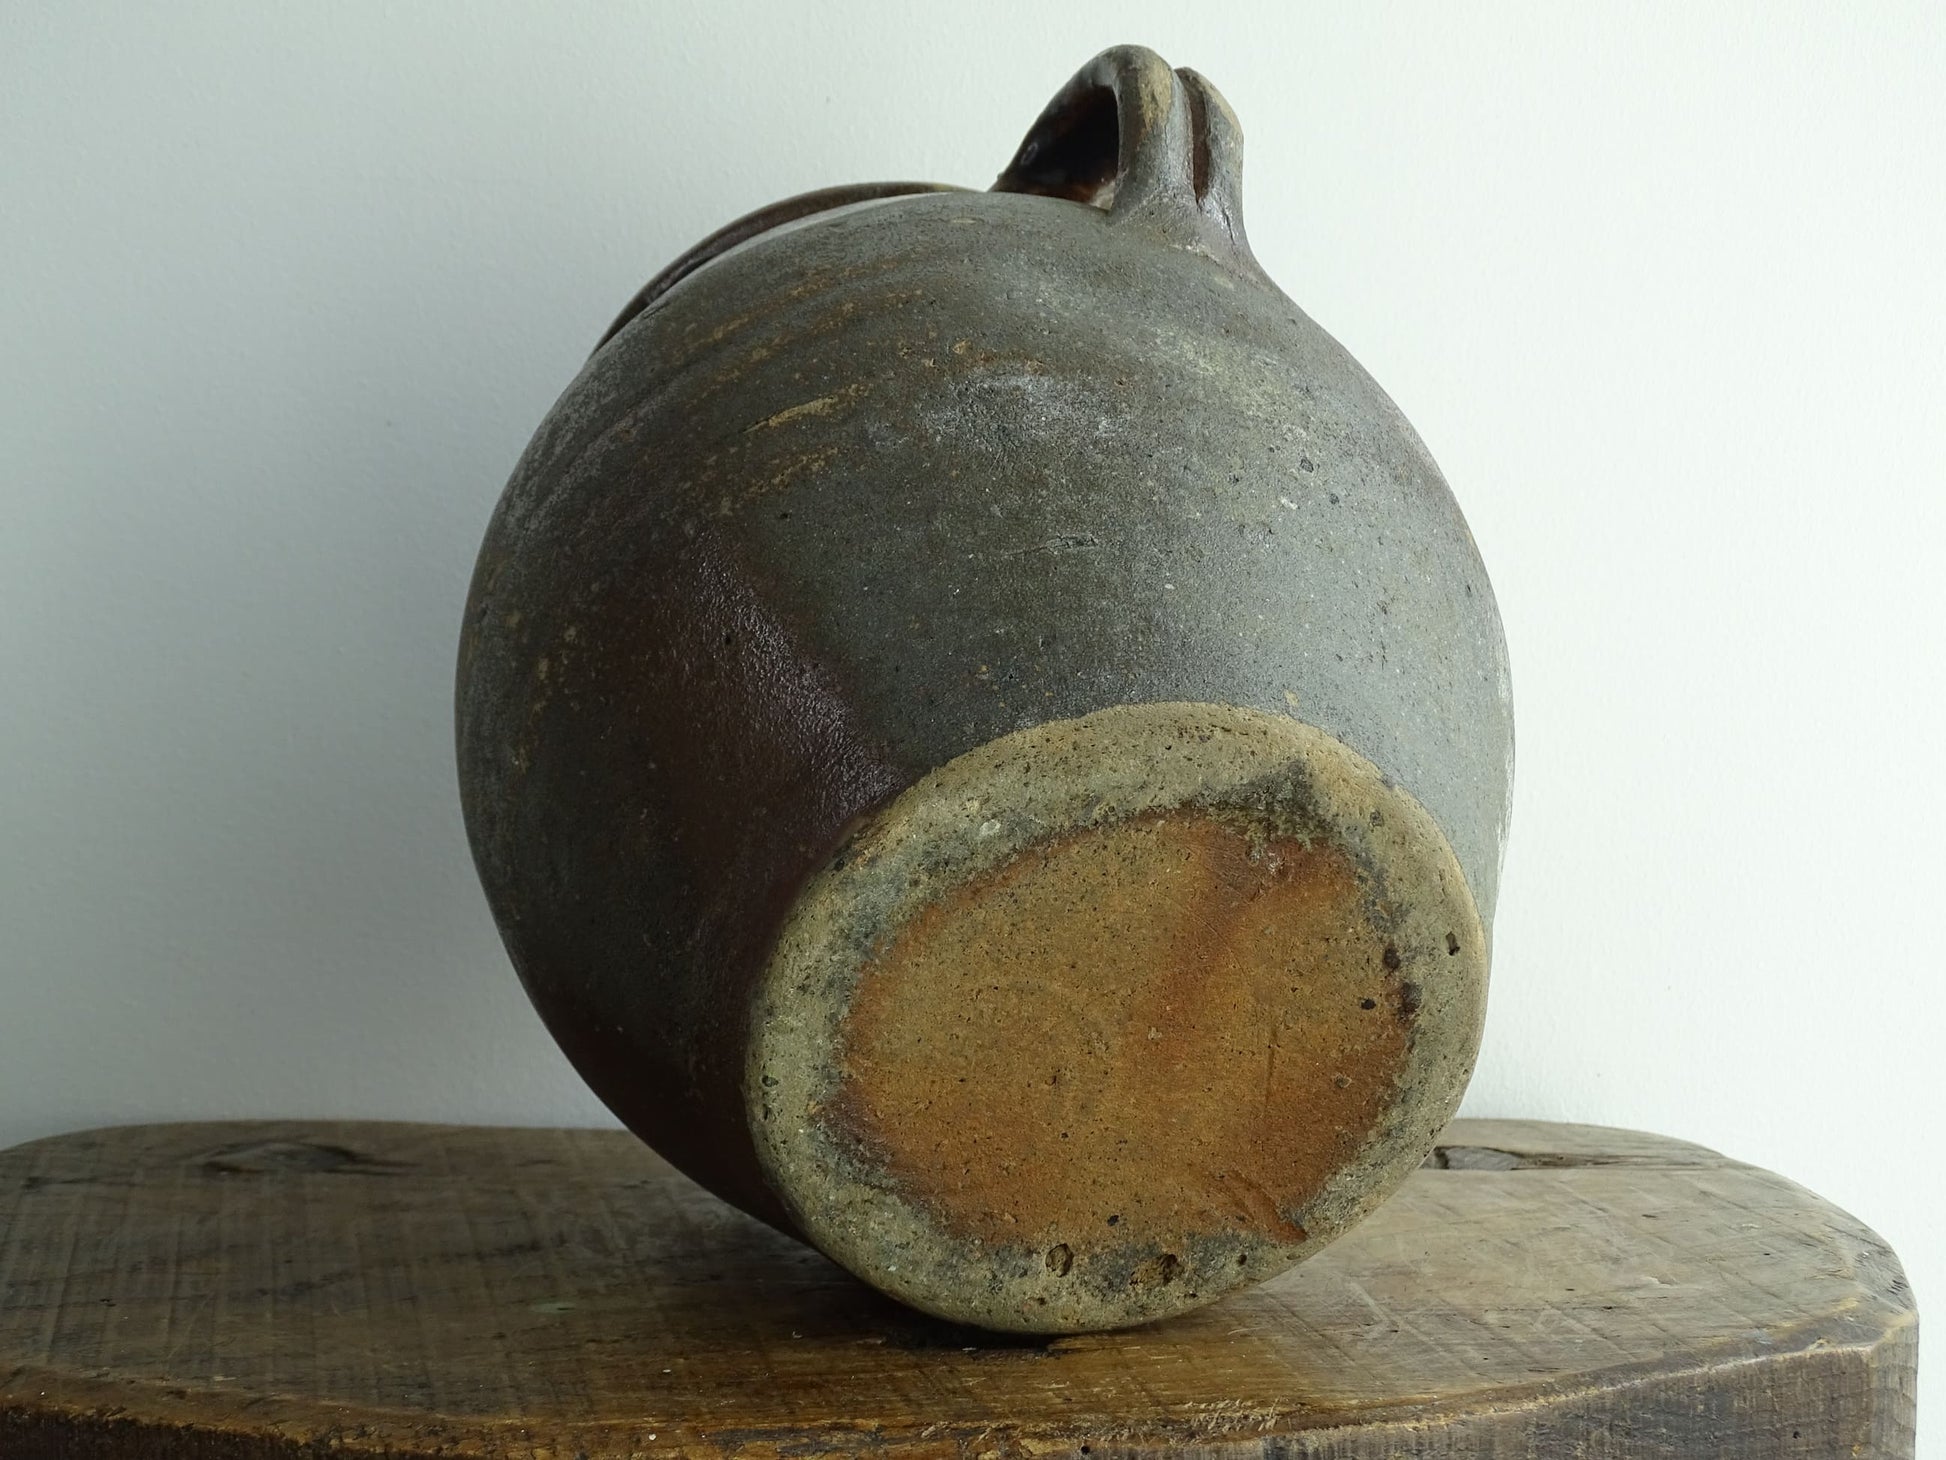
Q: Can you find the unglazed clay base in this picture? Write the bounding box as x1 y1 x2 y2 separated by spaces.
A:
750 702 1487 1332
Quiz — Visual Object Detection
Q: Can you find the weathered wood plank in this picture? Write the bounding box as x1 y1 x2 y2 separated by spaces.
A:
0 1120 1915 1457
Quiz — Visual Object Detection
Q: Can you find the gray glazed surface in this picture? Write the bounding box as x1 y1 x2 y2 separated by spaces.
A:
536 184 1511 915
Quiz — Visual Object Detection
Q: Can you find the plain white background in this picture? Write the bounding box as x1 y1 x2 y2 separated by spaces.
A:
4 2 1940 1447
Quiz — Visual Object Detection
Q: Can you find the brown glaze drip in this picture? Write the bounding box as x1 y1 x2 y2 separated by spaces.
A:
829 809 1414 1251
479 530 908 1233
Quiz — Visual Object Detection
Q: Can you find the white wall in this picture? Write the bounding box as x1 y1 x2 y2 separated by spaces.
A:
4 1 1939 1444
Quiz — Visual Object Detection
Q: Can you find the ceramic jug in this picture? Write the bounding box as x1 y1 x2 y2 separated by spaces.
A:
457 45 1512 1333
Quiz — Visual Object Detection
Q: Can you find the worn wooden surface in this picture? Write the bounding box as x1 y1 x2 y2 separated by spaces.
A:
0 1119 1915 1458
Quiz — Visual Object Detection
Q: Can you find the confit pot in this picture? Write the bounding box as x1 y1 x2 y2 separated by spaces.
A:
457 45 1513 1333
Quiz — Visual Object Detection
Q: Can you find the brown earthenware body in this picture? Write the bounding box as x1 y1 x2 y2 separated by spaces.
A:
456 45 1513 1332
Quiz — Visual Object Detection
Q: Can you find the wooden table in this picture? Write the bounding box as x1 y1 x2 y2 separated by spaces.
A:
0 1119 1915 1457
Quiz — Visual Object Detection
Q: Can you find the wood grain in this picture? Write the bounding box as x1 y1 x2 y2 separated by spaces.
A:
0 1119 1915 1458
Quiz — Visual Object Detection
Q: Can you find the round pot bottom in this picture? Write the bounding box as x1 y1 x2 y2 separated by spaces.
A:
749 702 1486 1332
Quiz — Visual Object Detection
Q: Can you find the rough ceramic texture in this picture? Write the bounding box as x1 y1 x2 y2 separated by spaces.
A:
457 45 1512 1331
754 702 1486 1329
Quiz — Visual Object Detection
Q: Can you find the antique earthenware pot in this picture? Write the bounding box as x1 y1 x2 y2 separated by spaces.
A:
458 45 1512 1332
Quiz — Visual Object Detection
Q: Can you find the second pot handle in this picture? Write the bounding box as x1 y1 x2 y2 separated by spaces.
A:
993 45 1258 274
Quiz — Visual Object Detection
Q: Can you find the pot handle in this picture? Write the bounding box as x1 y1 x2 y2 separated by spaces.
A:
994 46 1259 274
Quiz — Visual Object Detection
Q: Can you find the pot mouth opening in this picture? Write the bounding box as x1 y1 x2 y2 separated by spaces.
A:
590 181 957 356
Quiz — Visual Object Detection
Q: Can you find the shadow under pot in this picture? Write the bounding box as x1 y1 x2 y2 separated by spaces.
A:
456 44 1514 1334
